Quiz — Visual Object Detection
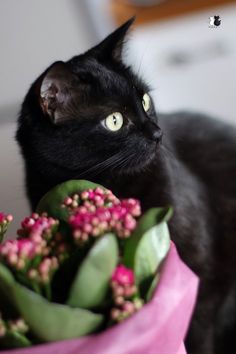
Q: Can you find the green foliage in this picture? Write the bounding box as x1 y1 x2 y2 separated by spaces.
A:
0 263 103 342
124 207 172 297
0 331 31 349
67 233 118 309
36 180 103 221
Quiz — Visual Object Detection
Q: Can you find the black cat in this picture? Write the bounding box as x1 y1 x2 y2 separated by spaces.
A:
16 18 236 354
214 16 221 27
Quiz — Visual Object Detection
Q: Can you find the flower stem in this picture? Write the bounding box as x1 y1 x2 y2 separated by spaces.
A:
0 226 6 243
31 282 42 296
44 283 52 301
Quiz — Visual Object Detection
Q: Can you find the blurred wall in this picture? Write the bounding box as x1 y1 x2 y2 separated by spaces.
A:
0 0 96 113
125 3 236 124
0 0 96 235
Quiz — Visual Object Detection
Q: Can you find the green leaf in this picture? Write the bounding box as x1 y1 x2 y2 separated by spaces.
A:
51 247 88 303
124 207 172 269
36 180 104 221
0 331 31 349
123 208 172 296
0 264 20 318
0 263 103 342
0 291 19 319
67 233 118 309
146 272 160 302
135 222 170 289
0 262 15 290
13 286 103 341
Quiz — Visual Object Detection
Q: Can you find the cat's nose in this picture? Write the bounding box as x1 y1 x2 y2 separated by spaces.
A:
143 121 163 142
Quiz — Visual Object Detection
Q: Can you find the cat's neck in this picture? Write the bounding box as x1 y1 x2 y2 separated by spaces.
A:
95 148 174 211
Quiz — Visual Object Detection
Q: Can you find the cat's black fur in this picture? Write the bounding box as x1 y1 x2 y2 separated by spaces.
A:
16 19 236 354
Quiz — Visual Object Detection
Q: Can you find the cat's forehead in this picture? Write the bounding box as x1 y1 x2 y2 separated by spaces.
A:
70 57 137 95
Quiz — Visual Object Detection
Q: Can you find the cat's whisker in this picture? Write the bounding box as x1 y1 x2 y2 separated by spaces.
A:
78 151 125 177
93 156 124 175
161 144 175 161
97 152 134 174
83 149 135 177
111 151 137 171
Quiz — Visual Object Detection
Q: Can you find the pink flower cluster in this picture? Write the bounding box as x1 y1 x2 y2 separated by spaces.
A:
112 264 135 285
0 238 45 269
18 213 58 240
0 212 13 242
28 256 59 284
18 213 69 262
0 212 13 224
0 313 28 338
0 242 58 288
0 214 63 293
62 187 119 212
62 188 141 243
110 265 143 322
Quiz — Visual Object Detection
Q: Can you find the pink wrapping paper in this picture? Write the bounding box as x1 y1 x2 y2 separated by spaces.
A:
177 343 187 354
2 242 198 354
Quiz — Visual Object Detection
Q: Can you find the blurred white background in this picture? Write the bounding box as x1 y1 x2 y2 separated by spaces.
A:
0 0 235 235
0 0 96 234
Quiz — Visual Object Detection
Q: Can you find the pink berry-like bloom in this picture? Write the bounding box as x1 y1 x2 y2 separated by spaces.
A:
0 236 60 286
0 212 62 290
110 264 142 323
65 188 141 242
0 238 41 262
0 212 12 224
0 212 13 241
17 239 38 258
62 187 120 214
62 187 141 243
0 213 5 224
112 265 135 286
18 214 58 240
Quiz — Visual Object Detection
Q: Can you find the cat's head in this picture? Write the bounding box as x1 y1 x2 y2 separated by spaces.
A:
17 18 162 186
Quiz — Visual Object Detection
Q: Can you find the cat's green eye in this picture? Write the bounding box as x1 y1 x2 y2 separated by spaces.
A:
142 93 151 112
103 112 123 132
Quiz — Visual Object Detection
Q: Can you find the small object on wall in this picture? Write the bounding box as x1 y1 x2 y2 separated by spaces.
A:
110 0 235 25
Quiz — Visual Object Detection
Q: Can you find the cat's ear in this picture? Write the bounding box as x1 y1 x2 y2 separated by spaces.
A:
37 61 74 124
93 17 135 61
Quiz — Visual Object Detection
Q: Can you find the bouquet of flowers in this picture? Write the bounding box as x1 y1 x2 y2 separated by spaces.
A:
0 180 198 353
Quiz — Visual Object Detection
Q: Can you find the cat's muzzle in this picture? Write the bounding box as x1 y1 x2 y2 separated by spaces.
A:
143 121 163 142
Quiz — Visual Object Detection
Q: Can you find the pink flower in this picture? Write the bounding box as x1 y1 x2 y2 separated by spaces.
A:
18 239 36 258
38 257 59 283
62 187 120 213
66 188 141 243
122 301 135 314
0 212 13 225
18 214 58 240
112 265 135 286
0 213 13 243
0 238 39 262
62 186 141 242
0 213 5 224
110 265 142 323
